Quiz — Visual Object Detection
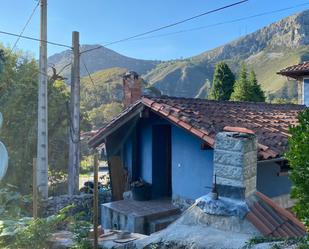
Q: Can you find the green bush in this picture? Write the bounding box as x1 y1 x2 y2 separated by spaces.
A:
285 108 309 227
0 185 31 219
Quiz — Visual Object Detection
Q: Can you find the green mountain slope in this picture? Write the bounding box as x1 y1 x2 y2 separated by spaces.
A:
50 10 309 101
48 45 160 82
144 10 309 100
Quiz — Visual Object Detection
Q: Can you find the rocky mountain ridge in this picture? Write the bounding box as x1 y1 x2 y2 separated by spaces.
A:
49 10 309 99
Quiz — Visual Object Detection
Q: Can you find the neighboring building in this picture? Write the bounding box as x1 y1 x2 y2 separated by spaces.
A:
88 69 307 234
277 61 309 106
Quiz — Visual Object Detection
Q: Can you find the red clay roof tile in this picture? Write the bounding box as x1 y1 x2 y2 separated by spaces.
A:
89 96 306 160
277 61 309 79
246 192 307 237
223 126 255 134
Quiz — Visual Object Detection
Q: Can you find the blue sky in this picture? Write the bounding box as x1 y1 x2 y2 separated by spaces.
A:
0 0 308 60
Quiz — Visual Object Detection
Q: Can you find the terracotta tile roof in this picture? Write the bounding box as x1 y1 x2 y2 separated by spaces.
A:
89 96 306 160
277 61 309 79
246 192 307 237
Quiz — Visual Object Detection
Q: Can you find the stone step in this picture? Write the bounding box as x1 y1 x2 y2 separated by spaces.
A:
145 206 181 222
148 214 181 234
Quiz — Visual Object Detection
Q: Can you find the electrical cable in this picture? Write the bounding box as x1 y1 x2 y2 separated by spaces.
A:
130 2 309 41
80 0 249 54
82 59 96 86
0 30 72 49
11 1 40 52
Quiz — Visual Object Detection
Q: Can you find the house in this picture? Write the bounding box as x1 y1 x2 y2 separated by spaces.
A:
88 66 307 234
131 132 306 248
277 61 309 106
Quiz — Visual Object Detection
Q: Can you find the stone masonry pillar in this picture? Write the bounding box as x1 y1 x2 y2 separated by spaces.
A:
214 132 257 199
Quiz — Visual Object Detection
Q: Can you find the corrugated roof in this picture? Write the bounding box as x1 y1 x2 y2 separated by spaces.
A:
246 192 307 237
89 96 305 160
277 61 309 79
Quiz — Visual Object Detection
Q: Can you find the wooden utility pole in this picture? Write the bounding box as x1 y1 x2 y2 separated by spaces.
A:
68 31 80 195
93 153 99 249
36 0 48 199
33 158 38 218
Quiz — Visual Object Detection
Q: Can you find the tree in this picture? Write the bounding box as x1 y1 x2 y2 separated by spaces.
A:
285 109 309 227
87 102 123 129
248 69 265 102
0 46 70 193
230 63 252 101
230 64 265 102
208 62 235 100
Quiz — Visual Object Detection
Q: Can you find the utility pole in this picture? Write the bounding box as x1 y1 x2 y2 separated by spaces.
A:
93 153 99 249
36 0 48 199
33 158 38 218
68 31 80 195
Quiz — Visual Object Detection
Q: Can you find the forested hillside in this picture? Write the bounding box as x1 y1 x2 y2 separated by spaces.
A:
50 10 309 101
144 10 309 100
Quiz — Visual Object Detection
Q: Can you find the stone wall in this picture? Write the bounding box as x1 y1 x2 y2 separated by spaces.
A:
40 191 111 217
214 132 257 199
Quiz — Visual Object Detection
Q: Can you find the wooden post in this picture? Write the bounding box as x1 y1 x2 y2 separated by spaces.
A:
93 153 99 249
33 158 38 218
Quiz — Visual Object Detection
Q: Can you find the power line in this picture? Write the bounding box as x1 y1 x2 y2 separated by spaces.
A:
0 30 72 49
82 58 96 86
80 0 249 54
11 1 39 52
131 2 309 42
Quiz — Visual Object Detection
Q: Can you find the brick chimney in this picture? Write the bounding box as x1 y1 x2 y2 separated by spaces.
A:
214 132 257 199
123 71 142 108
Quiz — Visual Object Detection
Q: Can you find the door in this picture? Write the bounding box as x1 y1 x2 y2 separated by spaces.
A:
152 125 172 199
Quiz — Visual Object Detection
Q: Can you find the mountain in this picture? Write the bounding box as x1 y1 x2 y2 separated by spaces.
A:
49 10 309 100
48 44 160 81
144 10 309 100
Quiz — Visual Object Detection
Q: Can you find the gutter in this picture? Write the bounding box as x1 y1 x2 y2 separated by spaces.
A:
257 157 285 165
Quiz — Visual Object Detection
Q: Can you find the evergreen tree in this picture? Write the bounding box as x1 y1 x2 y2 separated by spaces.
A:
230 63 252 101
248 69 265 102
208 62 235 100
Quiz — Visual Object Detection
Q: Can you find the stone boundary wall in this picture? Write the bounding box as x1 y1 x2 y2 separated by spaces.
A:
40 191 111 217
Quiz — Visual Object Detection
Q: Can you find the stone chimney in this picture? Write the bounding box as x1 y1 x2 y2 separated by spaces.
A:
123 71 142 108
214 132 257 199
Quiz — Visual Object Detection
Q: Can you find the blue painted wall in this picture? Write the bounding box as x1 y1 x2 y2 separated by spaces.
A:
171 126 214 200
139 120 153 183
120 113 292 201
124 113 215 200
304 78 309 106
257 162 291 198
123 137 133 173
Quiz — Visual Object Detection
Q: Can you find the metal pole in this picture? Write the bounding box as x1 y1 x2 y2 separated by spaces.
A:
36 0 48 199
33 158 38 218
93 153 99 249
68 31 80 195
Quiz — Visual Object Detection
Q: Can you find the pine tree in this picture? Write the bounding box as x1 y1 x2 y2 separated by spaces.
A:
248 69 265 102
230 63 252 101
208 62 235 100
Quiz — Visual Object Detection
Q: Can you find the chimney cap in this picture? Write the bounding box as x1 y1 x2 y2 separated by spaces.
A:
123 71 139 80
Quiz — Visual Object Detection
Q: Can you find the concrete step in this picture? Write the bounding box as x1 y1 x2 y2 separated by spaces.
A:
145 206 181 222
148 214 181 234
